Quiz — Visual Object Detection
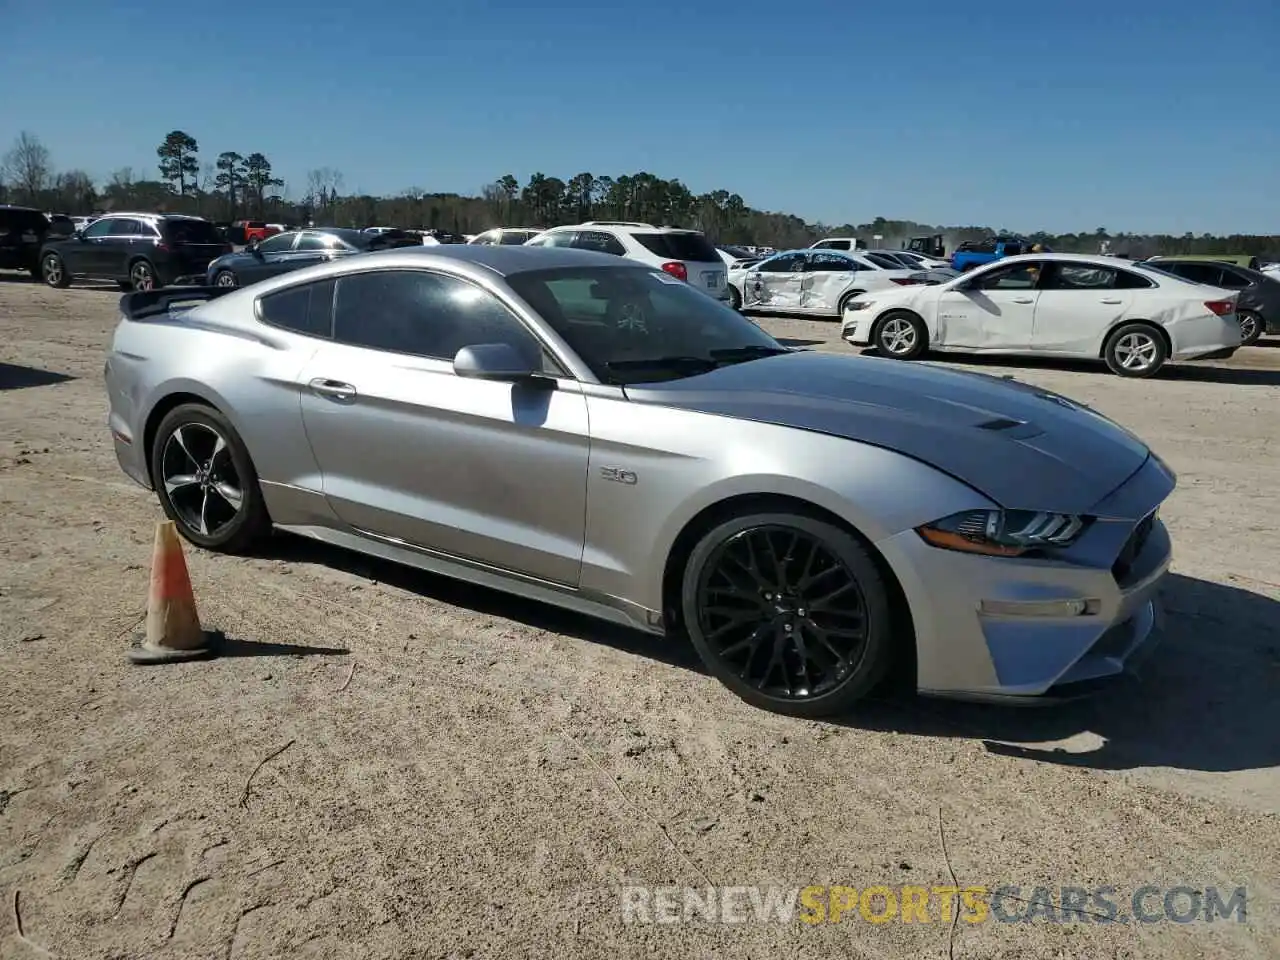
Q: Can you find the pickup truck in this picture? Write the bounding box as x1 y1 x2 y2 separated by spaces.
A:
952 236 1042 272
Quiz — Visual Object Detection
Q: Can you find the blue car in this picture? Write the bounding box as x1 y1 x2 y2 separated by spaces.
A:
952 236 1045 272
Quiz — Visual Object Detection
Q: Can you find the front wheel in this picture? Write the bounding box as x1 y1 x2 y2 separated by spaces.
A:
872 310 928 360
150 403 271 553
41 253 70 288
1237 310 1263 347
1104 323 1167 377
213 269 238 289
681 512 894 717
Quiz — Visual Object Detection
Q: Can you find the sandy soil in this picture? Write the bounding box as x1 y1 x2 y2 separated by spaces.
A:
0 273 1277 960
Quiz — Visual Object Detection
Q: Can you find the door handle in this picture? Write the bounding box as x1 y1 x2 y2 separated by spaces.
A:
308 378 357 403
1012 297 1034 304
1099 297 1122 304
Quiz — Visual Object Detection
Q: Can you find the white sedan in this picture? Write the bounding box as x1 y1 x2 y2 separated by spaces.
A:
841 253 1242 378
727 249 926 316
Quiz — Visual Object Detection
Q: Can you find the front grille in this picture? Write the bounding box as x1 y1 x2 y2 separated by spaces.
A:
1112 510 1156 582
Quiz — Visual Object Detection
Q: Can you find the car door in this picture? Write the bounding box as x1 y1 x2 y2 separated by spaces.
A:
99 217 144 279
241 231 298 283
800 252 859 314
934 260 1044 349
289 232 338 272
296 267 590 585
742 252 805 309
1031 262 1143 354
69 216 120 275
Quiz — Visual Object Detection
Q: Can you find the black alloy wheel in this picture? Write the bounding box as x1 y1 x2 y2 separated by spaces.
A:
682 512 893 716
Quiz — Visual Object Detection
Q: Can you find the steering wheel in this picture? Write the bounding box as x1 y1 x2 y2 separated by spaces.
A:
605 295 652 336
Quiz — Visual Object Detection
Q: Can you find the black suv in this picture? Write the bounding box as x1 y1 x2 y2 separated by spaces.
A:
0 204 52 278
38 213 231 291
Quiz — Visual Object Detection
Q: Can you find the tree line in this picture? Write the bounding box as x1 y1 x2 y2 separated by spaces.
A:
1 130 1276 257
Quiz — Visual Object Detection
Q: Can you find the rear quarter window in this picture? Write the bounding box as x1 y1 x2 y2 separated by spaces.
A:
164 219 224 244
257 279 335 338
633 232 720 263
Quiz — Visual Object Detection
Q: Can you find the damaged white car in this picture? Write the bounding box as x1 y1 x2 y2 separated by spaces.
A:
727 249 928 316
842 253 1242 378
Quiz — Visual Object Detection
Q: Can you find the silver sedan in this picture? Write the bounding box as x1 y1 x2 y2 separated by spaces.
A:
105 246 1174 715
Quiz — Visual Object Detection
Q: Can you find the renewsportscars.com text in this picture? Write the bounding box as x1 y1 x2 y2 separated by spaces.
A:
621 884 1247 925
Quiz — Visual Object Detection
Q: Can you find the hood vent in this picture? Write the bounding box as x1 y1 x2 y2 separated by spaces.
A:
976 417 1024 432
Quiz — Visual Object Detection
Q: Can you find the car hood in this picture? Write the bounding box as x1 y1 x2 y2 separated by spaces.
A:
624 351 1152 514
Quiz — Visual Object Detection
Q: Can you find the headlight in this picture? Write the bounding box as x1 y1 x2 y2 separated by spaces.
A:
844 300 873 311
916 509 1088 558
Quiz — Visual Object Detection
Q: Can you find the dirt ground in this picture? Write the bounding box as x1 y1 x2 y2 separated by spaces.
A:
0 274 1277 960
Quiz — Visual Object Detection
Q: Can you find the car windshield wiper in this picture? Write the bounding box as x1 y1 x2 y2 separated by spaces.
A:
708 345 792 362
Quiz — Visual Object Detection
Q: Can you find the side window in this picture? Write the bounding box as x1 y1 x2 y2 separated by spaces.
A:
529 231 575 248
1112 269 1155 290
295 233 328 251
1048 264 1119 289
805 253 855 272
759 253 805 273
1002 242 1023 256
1169 262 1219 285
864 252 904 270
574 230 627 256
114 219 142 237
814 240 850 251
973 238 998 254
257 232 296 253
82 218 117 239
257 279 335 338
1215 268 1251 289
332 270 547 366
472 230 497 245
976 262 1042 290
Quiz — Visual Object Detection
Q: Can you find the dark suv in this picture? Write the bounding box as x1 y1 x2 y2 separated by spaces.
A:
0 204 52 278
38 214 231 291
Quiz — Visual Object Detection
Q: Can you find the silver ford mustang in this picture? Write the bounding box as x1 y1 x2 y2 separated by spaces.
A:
104 245 1174 716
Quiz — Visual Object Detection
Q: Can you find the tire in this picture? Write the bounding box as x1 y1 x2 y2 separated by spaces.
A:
680 511 894 717
41 253 70 288
150 403 271 554
213 269 238 289
1236 310 1263 347
837 290 867 318
129 259 158 292
727 284 742 311
1103 322 1167 378
872 310 928 360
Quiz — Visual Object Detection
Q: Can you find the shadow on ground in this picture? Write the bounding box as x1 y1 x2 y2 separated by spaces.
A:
903 349 1280 386
0 362 76 391
777 338 825 349
262 534 1279 776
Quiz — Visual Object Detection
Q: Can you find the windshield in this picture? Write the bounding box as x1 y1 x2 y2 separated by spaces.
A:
505 266 787 385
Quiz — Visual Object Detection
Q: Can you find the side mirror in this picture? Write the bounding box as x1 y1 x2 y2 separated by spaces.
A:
453 342 541 382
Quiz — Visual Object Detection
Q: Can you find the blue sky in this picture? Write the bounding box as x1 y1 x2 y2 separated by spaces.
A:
4 0 1278 234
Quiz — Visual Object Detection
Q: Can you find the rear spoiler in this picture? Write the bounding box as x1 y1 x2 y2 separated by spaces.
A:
119 285 236 322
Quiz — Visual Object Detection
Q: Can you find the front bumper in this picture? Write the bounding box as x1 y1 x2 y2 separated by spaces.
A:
876 454 1175 701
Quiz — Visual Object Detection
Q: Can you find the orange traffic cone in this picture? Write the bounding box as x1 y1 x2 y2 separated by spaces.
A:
128 520 219 664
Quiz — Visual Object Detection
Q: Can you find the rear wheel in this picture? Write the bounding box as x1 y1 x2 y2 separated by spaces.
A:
727 284 742 311
872 310 927 360
1237 310 1263 347
129 259 157 291
150 403 270 553
681 511 894 717
1103 322 1167 377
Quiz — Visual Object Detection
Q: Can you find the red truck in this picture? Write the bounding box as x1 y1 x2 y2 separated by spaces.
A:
232 220 279 245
